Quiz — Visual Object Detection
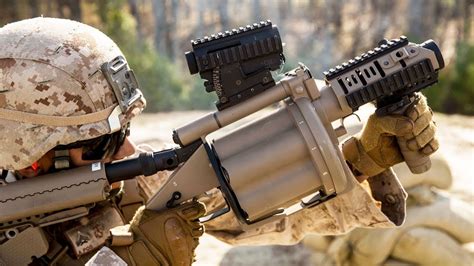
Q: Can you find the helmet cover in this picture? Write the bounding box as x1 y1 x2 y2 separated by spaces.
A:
0 17 146 170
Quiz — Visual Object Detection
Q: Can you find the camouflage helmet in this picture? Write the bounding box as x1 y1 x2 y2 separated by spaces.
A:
0 17 146 170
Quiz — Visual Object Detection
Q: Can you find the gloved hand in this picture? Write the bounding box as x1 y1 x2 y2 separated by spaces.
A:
342 93 439 177
124 201 206 266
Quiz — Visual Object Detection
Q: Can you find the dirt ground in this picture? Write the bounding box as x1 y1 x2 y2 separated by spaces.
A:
130 108 474 266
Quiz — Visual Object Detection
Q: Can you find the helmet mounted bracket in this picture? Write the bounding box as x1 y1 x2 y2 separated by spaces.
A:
101 56 143 114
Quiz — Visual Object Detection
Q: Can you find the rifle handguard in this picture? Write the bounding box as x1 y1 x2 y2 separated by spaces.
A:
0 164 109 226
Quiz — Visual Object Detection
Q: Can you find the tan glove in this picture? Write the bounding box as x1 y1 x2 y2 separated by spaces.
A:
122 201 206 266
342 93 439 177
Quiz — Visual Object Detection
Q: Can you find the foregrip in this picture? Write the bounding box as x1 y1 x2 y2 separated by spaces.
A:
324 36 444 174
393 95 432 174
398 135 431 173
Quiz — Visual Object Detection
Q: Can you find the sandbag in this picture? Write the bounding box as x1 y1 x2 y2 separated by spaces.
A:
326 194 474 265
391 227 472 266
393 152 452 190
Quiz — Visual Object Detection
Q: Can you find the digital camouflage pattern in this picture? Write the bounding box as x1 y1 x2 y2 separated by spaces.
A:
137 161 406 245
0 17 145 170
199 170 406 245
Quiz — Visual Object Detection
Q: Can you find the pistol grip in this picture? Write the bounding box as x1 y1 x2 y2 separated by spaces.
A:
397 136 431 174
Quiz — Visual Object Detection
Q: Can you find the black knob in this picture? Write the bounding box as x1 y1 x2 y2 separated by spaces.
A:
421 40 445 70
185 51 198 74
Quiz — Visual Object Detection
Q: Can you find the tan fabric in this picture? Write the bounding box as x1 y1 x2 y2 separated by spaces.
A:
403 95 439 155
201 173 405 245
327 192 474 266
0 104 117 126
109 225 134 247
137 169 405 245
391 227 472 265
342 136 385 177
118 179 145 222
319 155 473 266
128 202 206 266
0 148 202 265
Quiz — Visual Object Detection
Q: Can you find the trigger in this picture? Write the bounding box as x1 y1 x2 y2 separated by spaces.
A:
335 114 362 137
345 113 362 123
199 206 230 223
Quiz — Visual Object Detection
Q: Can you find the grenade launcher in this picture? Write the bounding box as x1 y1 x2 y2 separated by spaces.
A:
0 21 444 235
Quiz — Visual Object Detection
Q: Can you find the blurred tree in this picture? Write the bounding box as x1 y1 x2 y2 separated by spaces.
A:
426 41 474 114
0 0 18 26
99 0 213 111
57 0 82 21
326 0 343 35
218 0 229 31
128 0 144 41
28 0 39 17
278 0 291 23
167 0 178 59
152 0 167 55
252 0 262 21
195 0 207 37
369 0 393 44
0 0 472 113
152 0 178 60
347 0 366 58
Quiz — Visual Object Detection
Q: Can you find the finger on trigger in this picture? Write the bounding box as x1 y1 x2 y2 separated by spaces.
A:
421 138 439 155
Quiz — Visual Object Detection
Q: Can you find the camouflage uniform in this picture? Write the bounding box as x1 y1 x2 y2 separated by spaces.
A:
0 18 203 266
0 16 439 264
200 92 437 245
138 92 437 246
140 167 405 246
135 96 437 248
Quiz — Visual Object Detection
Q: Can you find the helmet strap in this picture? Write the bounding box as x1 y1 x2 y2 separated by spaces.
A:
54 150 71 170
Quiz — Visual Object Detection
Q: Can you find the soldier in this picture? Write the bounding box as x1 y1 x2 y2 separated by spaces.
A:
0 16 440 265
0 17 204 265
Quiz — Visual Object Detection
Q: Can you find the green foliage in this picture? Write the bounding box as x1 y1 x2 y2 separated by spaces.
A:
98 1 214 112
84 2 474 115
425 41 474 115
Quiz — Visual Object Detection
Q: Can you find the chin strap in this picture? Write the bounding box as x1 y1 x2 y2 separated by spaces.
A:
53 150 71 170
